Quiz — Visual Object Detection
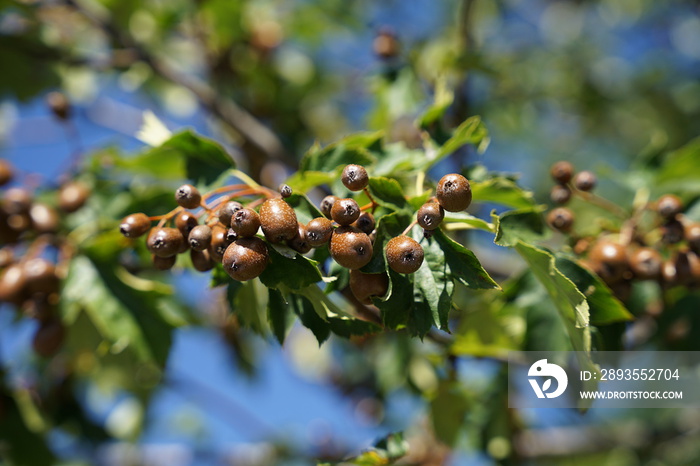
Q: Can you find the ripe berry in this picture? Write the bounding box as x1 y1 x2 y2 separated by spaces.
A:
674 250 700 285
222 237 269 281
661 219 684 244
279 184 293 198
175 211 198 237
386 235 424 274
589 240 628 283
208 225 230 262
0 248 13 268
0 264 27 304
686 222 700 253
23 258 59 294
259 198 298 243
152 254 177 270
306 217 333 247
58 181 90 213
188 225 212 251
550 161 574 184
662 258 679 287
547 207 574 232
288 223 312 254
331 198 361 226
46 91 71 120
329 226 373 270
226 228 238 242
3 188 32 214
30 203 59 233
629 247 662 280
550 185 572 205
349 270 389 304
417 202 444 231
436 174 472 212
146 227 185 258
656 194 683 219
217 201 243 227
320 195 338 218
175 184 202 209
0 160 14 186
573 171 596 192
32 319 66 357
119 213 151 238
23 296 55 323
373 28 399 59
231 208 261 238
341 164 369 192
6 213 30 233
191 249 214 272
353 212 375 234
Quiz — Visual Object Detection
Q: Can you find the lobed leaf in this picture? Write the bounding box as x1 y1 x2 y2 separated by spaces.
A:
433 230 499 290
493 207 549 247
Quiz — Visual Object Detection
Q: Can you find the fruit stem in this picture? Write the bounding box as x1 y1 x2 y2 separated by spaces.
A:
156 207 184 228
401 219 418 236
570 185 628 218
363 187 378 213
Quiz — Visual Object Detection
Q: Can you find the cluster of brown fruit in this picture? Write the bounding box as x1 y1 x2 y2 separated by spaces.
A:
120 165 473 305
0 158 91 357
545 160 700 300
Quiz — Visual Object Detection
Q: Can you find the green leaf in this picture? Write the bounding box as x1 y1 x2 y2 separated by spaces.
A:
328 432 408 465
375 269 414 330
418 77 454 127
284 193 324 225
412 228 454 331
259 245 323 290
268 288 295 344
554 256 634 325
328 317 381 339
0 393 56 466
655 137 700 194
300 132 381 173
470 177 536 209
367 177 410 213
117 130 235 189
62 256 176 366
433 230 500 290
232 279 268 334
443 211 495 232
493 207 549 247
285 170 336 193
451 305 521 358
430 380 469 447
290 293 330 345
430 116 490 167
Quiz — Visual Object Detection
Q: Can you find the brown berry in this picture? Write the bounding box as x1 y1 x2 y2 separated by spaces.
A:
191 249 215 272
209 225 230 262
58 181 89 213
279 184 293 198
589 240 628 284
152 254 177 271
661 219 684 244
656 194 683 219
436 174 472 212
550 185 572 205
231 208 261 238
23 258 59 294
188 225 212 251
386 235 424 274
32 319 65 357
349 270 389 304
373 28 399 59
22 295 56 323
222 237 269 281
352 212 375 234
0 248 13 268
288 223 312 254
550 161 574 184
175 184 202 209
674 250 700 286
331 198 361 226
306 217 333 247
686 222 700 253
29 203 59 233
146 227 185 258
0 264 27 304
119 213 151 238
46 91 71 120
629 247 662 280
329 226 373 270
547 207 574 232
573 171 596 192
3 188 32 214
217 201 243 227
320 195 338 218
174 211 198 237
417 202 444 231
259 198 298 243
0 160 14 186
341 165 369 191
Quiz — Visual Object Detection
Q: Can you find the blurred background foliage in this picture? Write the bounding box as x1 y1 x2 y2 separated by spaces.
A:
2 0 700 465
